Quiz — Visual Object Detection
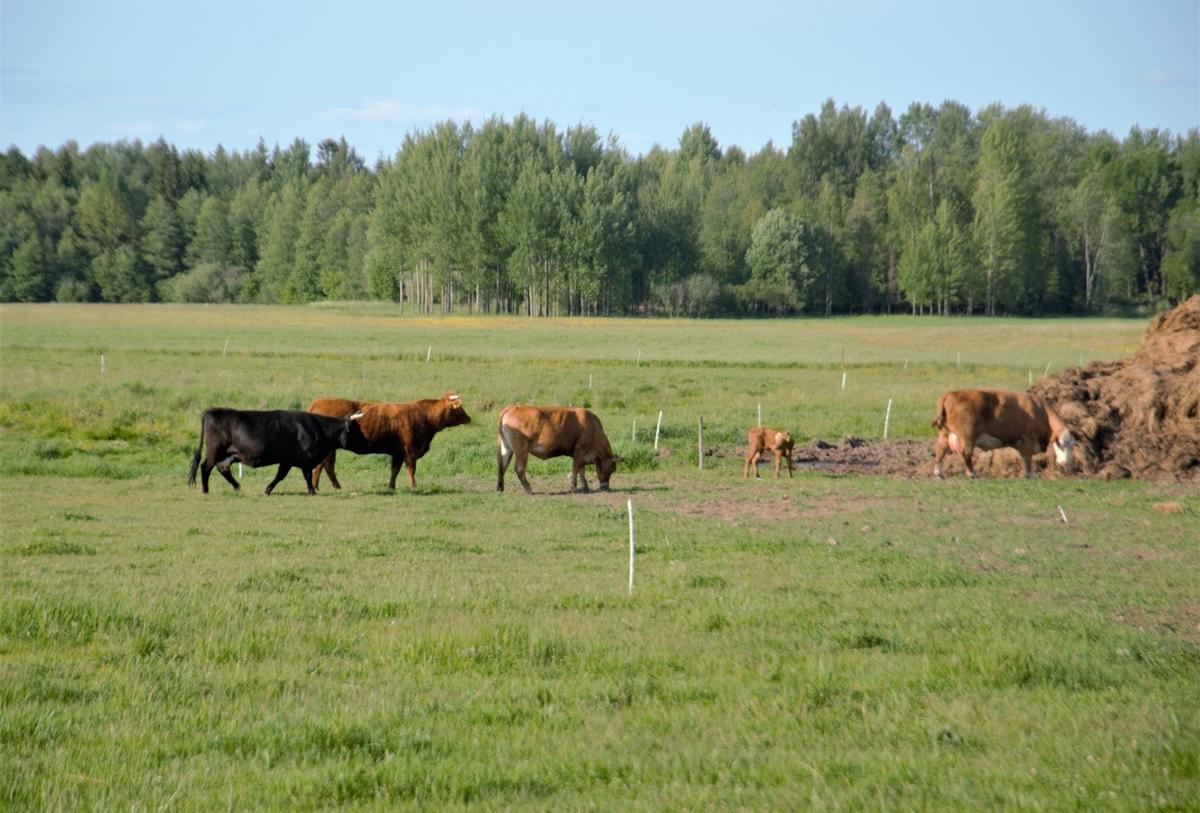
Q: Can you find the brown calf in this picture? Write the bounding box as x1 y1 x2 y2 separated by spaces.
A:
743 427 795 478
496 404 622 494
308 393 471 489
932 388 1075 479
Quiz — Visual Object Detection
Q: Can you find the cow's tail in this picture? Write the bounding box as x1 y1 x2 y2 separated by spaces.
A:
496 407 511 455
932 395 947 429
187 412 207 487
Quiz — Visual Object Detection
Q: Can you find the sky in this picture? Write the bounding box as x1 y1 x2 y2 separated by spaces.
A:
2 0 1197 163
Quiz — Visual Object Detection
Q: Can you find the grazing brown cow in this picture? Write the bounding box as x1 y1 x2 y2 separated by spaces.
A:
932 388 1076 479
308 393 471 490
743 427 795 478
496 405 623 494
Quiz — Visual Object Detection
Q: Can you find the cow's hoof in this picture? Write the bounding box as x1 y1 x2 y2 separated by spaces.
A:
496 484 504 492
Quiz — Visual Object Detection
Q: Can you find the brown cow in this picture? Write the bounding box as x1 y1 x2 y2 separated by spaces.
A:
496 405 623 494
743 427 795 478
932 388 1076 479
308 393 471 490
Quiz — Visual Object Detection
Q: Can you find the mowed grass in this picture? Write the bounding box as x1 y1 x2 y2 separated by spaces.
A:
1 304 1197 810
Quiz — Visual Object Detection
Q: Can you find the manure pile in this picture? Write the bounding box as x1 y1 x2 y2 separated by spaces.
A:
1031 294 1200 482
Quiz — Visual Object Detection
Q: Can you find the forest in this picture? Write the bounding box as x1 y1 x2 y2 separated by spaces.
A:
1 99 1197 316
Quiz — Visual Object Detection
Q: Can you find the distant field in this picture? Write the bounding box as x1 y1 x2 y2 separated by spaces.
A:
1 304 1195 810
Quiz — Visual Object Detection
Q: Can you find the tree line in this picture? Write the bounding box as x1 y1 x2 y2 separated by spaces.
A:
2 100 1197 315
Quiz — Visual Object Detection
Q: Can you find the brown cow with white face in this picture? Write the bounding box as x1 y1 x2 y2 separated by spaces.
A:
308 393 471 490
933 389 1076 479
496 405 622 494
743 427 795 479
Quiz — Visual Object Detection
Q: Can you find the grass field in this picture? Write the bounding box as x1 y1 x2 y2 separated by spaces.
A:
1 304 1197 809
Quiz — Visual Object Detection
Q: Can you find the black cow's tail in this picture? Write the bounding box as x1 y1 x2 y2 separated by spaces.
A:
187 412 207 487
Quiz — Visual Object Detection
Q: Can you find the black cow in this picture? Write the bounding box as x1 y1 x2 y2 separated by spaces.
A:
187 408 364 495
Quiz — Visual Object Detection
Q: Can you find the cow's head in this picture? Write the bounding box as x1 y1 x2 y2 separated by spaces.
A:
443 393 472 426
338 411 367 448
597 455 624 491
1051 428 1076 472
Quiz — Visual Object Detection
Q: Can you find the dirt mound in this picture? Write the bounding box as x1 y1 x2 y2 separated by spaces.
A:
1030 295 1200 482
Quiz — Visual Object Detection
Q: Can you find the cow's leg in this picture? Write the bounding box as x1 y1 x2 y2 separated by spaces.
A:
216 455 240 491
570 458 590 493
785 450 794 479
514 450 533 495
317 449 341 490
773 451 783 478
933 431 949 479
743 449 753 478
301 466 317 495
1018 437 1037 479
961 446 978 479
200 459 213 493
405 457 417 490
387 455 402 490
264 464 291 495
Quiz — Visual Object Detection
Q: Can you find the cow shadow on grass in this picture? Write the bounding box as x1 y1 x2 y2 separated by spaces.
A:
328 484 468 497
530 485 669 497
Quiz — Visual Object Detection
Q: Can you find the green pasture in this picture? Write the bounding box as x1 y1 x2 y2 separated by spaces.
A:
1 304 1196 810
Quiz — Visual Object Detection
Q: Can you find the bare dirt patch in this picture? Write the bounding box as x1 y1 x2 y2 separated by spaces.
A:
1115 601 1200 642
747 435 1040 480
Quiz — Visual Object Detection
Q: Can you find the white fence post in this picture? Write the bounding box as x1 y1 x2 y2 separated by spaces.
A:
654 410 663 451
627 499 635 595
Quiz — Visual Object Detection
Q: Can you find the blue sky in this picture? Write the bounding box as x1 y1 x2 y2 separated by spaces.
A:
2 0 1197 162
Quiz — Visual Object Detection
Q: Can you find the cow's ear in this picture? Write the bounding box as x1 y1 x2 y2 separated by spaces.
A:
612 455 625 464
348 411 365 421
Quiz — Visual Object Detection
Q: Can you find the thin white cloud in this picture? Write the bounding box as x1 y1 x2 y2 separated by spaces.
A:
1143 68 1195 87
323 100 483 124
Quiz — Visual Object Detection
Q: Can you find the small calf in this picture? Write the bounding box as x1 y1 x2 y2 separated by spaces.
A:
744 427 795 478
